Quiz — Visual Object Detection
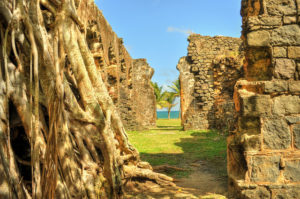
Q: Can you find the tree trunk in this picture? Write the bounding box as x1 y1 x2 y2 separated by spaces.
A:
0 0 174 198
168 109 171 120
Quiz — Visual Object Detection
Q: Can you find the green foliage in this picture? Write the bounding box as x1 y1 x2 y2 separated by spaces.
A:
168 78 180 98
151 79 181 119
164 92 177 119
151 81 168 109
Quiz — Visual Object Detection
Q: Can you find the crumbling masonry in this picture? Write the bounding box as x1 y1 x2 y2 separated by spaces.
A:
83 3 156 130
177 34 244 131
228 0 300 198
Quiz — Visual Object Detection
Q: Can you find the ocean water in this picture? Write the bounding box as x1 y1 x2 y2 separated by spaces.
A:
157 111 180 119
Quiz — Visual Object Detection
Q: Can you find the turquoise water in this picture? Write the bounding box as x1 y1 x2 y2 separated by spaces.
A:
157 111 180 119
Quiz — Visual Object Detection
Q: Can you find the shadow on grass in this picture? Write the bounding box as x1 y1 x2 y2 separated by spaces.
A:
139 130 227 178
152 126 183 131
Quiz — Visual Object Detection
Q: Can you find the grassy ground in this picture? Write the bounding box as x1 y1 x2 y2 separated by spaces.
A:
127 119 227 178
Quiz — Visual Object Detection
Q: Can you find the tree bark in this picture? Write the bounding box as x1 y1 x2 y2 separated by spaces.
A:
0 0 174 198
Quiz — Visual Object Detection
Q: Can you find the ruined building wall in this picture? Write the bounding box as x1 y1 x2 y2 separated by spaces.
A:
228 0 300 198
132 59 157 129
177 34 243 131
77 1 156 130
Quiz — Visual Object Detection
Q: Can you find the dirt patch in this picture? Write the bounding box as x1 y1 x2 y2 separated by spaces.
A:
125 160 228 198
176 161 227 196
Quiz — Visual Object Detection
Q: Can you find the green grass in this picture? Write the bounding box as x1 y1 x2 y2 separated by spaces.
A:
156 119 182 128
127 119 227 178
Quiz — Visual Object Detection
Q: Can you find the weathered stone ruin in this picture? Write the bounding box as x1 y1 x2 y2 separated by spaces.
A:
84 4 156 130
132 59 157 129
228 0 300 198
177 34 244 131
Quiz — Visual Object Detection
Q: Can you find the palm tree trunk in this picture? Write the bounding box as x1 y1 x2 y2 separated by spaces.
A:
168 108 171 120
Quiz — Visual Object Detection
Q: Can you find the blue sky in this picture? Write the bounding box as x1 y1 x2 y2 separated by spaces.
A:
95 0 242 110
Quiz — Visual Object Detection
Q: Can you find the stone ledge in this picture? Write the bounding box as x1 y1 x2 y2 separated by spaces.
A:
235 80 300 94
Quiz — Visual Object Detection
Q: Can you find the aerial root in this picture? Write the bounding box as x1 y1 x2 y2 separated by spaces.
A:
123 165 176 187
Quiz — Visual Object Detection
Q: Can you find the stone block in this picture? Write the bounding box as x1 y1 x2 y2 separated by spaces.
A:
274 59 296 79
191 66 199 72
288 46 300 59
283 16 297 24
247 30 270 47
273 95 300 115
273 47 286 58
239 116 261 135
286 116 300 124
283 160 300 182
264 80 288 93
272 25 300 46
266 0 296 15
241 95 272 117
241 187 270 199
248 16 282 27
289 81 300 92
262 117 291 149
293 124 300 149
250 156 280 182
241 134 261 151
274 187 300 199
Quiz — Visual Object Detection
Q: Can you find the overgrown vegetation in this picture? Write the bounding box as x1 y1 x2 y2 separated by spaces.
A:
0 0 173 198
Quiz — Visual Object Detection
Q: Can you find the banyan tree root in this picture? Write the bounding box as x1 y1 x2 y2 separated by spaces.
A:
0 0 174 198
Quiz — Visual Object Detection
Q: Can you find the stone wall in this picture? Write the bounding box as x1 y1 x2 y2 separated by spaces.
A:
177 34 244 131
132 59 156 129
78 2 156 130
228 0 300 198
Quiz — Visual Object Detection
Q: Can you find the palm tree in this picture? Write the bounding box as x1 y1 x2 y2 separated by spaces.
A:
168 78 181 118
168 78 180 97
151 82 168 109
164 92 177 119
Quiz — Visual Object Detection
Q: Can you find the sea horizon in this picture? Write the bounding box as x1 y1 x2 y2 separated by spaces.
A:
156 110 180 119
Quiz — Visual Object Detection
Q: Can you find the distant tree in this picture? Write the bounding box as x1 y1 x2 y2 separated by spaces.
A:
151 82 168 109
168 78 180 97
168 78 181 118
164 92 177 119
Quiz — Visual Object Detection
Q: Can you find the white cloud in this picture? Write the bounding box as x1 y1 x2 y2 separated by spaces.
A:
167 26 194 35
